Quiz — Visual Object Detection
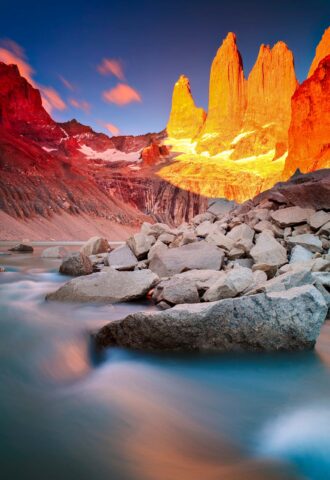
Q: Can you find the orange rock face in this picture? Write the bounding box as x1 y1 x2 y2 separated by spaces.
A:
244 42 297 130
284 55 330 176
166 75 206 138
308 27 330 78
197 32 246 153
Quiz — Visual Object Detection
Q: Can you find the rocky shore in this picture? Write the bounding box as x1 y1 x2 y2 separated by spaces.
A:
45 170 330 353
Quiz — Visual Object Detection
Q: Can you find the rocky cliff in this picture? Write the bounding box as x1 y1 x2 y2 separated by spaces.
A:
308 26 330 78
284 55 330 176
167 75 206 139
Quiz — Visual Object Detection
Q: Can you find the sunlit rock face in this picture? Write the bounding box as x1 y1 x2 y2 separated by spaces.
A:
196 32 246 154
284 55 330 176
167 75 206 139
308 27 330 78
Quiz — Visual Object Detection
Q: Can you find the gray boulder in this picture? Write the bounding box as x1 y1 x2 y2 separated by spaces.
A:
149 241 224 277
287 234 323 253
227 223 254 243
247 268 314 295
80 236 109 256
41 246 68 258
104 244 138 271
207 198 237 218
203 267 254 302
96 285 327 352
59 252 93 276
46 269 159 303
250 231 287 273
127 233 155 259
9 243 33 252
271 206 315 227
290 245 314 264
308 211 330 230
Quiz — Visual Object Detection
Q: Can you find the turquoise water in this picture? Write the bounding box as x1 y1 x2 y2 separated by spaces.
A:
1 249 330 480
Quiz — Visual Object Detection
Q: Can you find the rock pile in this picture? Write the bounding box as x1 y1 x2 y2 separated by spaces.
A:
47 193 330 352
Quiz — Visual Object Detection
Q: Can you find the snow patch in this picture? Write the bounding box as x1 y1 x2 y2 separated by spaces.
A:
78 144 141 162
42 146 57 153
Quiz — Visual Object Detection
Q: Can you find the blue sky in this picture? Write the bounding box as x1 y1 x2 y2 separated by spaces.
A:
0 0 329 135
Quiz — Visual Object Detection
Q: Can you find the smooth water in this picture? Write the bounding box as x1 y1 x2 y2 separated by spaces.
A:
1 247 330 480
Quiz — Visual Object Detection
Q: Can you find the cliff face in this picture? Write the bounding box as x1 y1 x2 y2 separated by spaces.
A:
0 62 206 231
308 27 330 78
197 32 246 154
167 75 206 139
284 55 330 176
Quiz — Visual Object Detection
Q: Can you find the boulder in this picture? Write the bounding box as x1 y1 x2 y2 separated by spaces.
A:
247 268 314 295
309 210 330 230
250 231 287 272
290 245 314 264
127 233 156 260
41 246 68 258
104 245 138 271
8 243 33 252
312 272 330 288
319 222 330 235
270 206 315 226
203 267 254 301
287 234 323 253
148 223 173 237
149 241 224 278
206 231 234 251
227 223 255 243
147 241 168 261
158 233 176 244
195 221 214 237
46 269 159 303
96 285 327 352
80 236 109 256
207 199 237 218
192 212 216 225
59 252 93 276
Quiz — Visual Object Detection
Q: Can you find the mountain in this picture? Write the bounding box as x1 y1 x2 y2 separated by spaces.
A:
167 75 206 139
284 55 330 176
196 32 246 154
308 26 330 77
0 62 206 239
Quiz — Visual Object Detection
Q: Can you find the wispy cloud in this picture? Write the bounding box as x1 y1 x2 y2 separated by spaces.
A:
59 75 75 91
97 58 125 80
103 83 141 106
104 123 120 135
69 98 91 114
0 38 66 113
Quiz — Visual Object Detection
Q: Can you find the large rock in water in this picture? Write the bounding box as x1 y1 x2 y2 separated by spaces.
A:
284 55 330 175
80 237 109 256
8 243 33 252
95 285 327 352
166 74 206 138
46 269 159 303
59 252 93 276
149 241 224 277
104 244 138 271
41 246 68 258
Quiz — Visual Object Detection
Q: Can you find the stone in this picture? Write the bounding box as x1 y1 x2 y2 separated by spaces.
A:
312 272 330 288
166 74 206 139
158 233 176 244
104 244 138 271
227 223 255 244
149 241 224 278
88 253 108 266
228 247 245 260
59 252 93 276
8 243 33 252
192 212 216 225
270 206 315 227
254 208 270 221
253 220 275 233
287 234 323 253
46 269 159 303
152 276 200 306
148 223 173 237
96 285 327 352
203 266 254 301
247 268 314 295
80 237 109 256
127 233 156 260
250 231 287 272
147 241 168 261
290 245 314 264
41 246 68 258
309 211 330 230
207 199 237 218
206 231 235 251
319 222 330 235
292 224 312 236
195 221 214 237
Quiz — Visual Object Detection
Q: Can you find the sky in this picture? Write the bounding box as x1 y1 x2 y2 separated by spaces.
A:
0 0 329 136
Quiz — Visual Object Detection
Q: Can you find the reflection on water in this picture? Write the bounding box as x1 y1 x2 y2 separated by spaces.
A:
0 248 329 479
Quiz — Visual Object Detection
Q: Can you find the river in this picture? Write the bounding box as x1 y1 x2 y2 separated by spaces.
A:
1 246 330 480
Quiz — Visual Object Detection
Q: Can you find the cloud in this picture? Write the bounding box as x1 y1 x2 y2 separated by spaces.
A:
0 38 66 113
69 98 91 114
97 58 124 80
104 123 120 136
59 75 75 91
103 83 141 106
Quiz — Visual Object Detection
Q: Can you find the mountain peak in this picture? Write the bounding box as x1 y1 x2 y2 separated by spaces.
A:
308 26 330 78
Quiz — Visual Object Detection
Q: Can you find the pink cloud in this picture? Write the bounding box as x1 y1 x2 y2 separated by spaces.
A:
0 38 66 113
104 123 120 136
69 98 91 114
103 83 141 106
59 75 75 91
97 58 125 80
42 87 66 111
